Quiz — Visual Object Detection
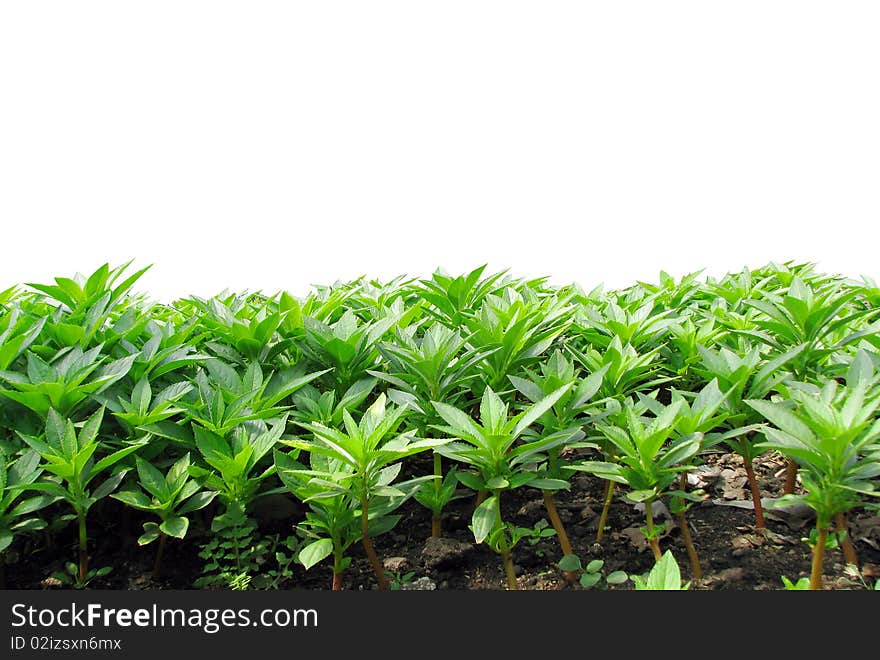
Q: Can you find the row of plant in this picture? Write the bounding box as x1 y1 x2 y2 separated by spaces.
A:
1 261 879 590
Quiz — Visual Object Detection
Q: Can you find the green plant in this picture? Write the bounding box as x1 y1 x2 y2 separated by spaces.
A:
275 449 361 591
180 360 326 438
0 449 53 587
636 379 731 578
508 351 609 573
464 286 574 390
25 262 151 352
522 519 557 558
746 364 880 589
557 555 628 589
695 342 805 527
386 568 417 590
299 309 400 394
781 575 811 590
370 322 495 537
737 275 877 492
631 550 690 590
574 401 702 563
188 417 289 582
432 384 577 588
284 394 447 590
112 453 217 578
195 508 265 589
18 407 145 585
51 561 113 589
0 345 136 420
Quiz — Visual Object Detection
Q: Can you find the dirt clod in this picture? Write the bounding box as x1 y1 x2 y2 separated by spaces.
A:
421 537 474 570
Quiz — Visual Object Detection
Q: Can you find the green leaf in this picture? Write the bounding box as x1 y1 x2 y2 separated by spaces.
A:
111 490 154 511
485 476 509 490
644 550 684 590
0 529 12 552
91 469 130 500
586 559 604 573
299 538 333 570
136 456 169 501
579 572 600 588
472 495 498 544
511 384 573 438
529 478 569 491
606 570 628 584
160 516 189 539
178 490 217 514
138 522 161 546
558 554 582 572
132 378 152 417
745 399 815 444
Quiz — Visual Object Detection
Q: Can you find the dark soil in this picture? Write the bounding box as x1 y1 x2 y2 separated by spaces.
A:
5 451 879 591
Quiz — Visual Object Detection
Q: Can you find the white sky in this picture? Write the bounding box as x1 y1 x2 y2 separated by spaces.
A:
2 2 879 302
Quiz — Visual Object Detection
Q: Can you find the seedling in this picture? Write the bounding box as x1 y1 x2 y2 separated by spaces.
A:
557 555 628 589
631 550 690 590
573 401 702 562
747 367 880 589
370 322 496 537
0 449 53 587
509 351 608 573
284 394 448 589
695 342 805 527
432 384 577 588
19 407 145 585
112 453 217 577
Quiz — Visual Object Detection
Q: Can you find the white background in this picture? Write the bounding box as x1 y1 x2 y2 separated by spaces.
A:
1 2 878 302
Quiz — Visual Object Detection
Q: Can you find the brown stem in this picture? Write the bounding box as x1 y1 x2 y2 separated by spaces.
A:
835 512 858 567
783 458 798 495
501 546 518 590
360 497 389 591
596 479 615 542
810 523 828 590
475 490 488 507
676 474 701 580
677 512 702 580
431 452 442 539
152 533 167 579
645 500 663 562
542 490 576 582
742 454 766 529
78 513 88 584
332 571 344 591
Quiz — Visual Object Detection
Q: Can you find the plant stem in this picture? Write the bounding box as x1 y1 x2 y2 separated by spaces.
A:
153 533 167 579
475 489 487 507
677 475 702 580
742 453 765 529
644 500 662 562
542 489 576 582
835 512 858 567
677 512 701 579
77 512 88 585
809 522 828 590
431 452 442 538
232 522 242 571
491 490 517 590
501 543 518 590
783 458 798 495
360 496 389 591
332 571 343 591
596 479 615 542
